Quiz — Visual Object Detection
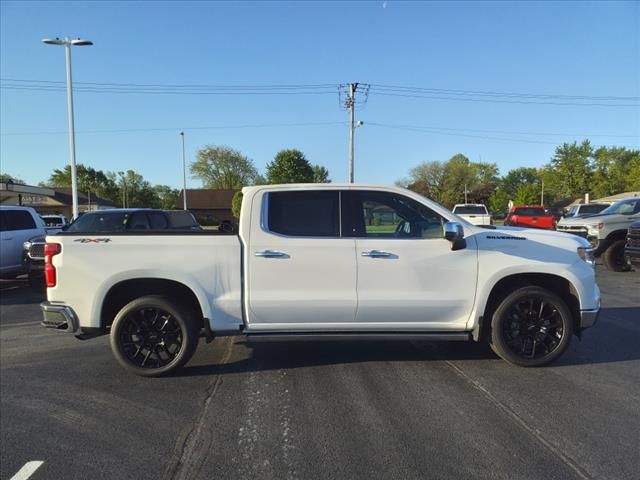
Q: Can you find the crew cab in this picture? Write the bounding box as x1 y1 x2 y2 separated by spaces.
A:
451 204 492 225
504 205 556 230
556 197 640 272
40 184 600 376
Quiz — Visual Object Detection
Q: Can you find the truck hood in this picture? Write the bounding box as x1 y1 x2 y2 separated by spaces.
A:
557 213 621 227
471 224 590 251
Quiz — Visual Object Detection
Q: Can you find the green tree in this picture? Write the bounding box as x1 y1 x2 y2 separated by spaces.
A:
232 191 243 219
266 149 314 184
109 170 160 208
46 164 120 204
153 185 179 209
513 183 541 205
403 161 446 203
0 173 25 184
591 146 640 198
191 145 258 188
543 140 593 201
312 165 331 183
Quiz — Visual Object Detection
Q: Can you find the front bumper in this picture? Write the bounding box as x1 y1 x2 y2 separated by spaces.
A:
41 302 79 333
625 247 640 266
580 308 600 330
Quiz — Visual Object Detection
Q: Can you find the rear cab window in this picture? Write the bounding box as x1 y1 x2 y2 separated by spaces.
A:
453 205 487 215
267 190 339 237
514 207 546 216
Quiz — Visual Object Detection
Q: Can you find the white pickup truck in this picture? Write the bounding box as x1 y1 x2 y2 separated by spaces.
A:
451 204 492 225
41 184 600 376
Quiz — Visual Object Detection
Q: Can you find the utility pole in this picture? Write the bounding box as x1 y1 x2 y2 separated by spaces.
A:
180 132 187 210
348 82 357 183
464 184 468 204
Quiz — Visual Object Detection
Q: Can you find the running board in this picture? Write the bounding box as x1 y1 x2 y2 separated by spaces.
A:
244 331 471 342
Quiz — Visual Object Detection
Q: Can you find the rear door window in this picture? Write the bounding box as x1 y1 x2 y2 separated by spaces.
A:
267 191 340 237
1 210 36 231
127 212 151 230
148 213 169 229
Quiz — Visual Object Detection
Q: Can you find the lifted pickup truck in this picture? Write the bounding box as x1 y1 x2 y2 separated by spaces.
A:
41 184 600 376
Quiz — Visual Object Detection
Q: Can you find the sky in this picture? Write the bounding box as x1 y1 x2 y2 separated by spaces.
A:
1 0 639 190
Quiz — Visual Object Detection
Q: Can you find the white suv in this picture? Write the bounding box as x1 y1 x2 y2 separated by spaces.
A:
0 206 46 279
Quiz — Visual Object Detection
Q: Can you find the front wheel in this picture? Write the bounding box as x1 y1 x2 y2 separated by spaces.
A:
602 239 630 272
489 286 573 367
110 295 199 377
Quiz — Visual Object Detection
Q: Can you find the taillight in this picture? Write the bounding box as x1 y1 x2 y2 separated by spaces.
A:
44 243 61 288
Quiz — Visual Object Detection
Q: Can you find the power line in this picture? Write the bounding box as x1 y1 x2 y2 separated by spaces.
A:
361 122 639 138
365 121 640 148
0 121 348 136
1 77 338 89
3 77 637 106
370 83 639 101
370 90 639 107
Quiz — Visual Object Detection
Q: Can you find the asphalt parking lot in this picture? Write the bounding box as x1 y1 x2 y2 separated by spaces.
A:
1 267 639 480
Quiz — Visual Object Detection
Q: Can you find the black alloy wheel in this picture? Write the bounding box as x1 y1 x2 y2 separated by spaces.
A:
490 286 573 367
110 296 199 376
117 307 183 369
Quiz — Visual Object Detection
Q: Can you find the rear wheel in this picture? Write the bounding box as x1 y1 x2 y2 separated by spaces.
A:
110 295 199 377
489 286 573 367
602 239 630 272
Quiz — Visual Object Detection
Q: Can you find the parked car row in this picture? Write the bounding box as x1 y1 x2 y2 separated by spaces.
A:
1 206 209 287
451 197 640 272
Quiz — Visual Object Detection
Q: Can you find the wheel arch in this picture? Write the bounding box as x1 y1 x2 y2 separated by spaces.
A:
475 273 581 341
605 229 628 242
100 278 205 330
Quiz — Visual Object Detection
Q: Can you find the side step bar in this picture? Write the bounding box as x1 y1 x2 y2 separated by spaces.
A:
244 332 471 342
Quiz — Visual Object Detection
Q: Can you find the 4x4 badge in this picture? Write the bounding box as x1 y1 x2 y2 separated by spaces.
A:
73 238 112 243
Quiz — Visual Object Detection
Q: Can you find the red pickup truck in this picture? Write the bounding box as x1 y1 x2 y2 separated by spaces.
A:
504 205 556 230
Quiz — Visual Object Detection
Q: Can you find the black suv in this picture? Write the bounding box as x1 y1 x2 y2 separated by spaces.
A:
625 220 640 267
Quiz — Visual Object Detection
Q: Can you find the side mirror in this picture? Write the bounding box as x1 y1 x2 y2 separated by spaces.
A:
444 222 466 251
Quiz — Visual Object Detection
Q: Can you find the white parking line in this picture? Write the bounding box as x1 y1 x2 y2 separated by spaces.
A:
10 461 44 480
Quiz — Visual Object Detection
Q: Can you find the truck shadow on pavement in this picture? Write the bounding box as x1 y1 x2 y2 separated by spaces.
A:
176 306 640 377
0 281 45 306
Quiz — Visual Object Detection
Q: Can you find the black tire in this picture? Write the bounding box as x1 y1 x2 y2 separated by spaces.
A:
110 295 199 377
489 286 573 367
602 239 630 272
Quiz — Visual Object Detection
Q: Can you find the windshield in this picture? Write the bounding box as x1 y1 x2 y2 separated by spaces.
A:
42 216 63 226
579 204 608 214
514 207 546 216
66 212 130 232
599 199 640 215
453 206 487 214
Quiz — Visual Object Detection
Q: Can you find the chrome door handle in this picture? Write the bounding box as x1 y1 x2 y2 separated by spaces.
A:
361 250 394 258
255 250 288 258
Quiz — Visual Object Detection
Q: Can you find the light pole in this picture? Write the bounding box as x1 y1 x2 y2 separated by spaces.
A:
118 171 127 208
42 36 93 219
180 132 187 210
